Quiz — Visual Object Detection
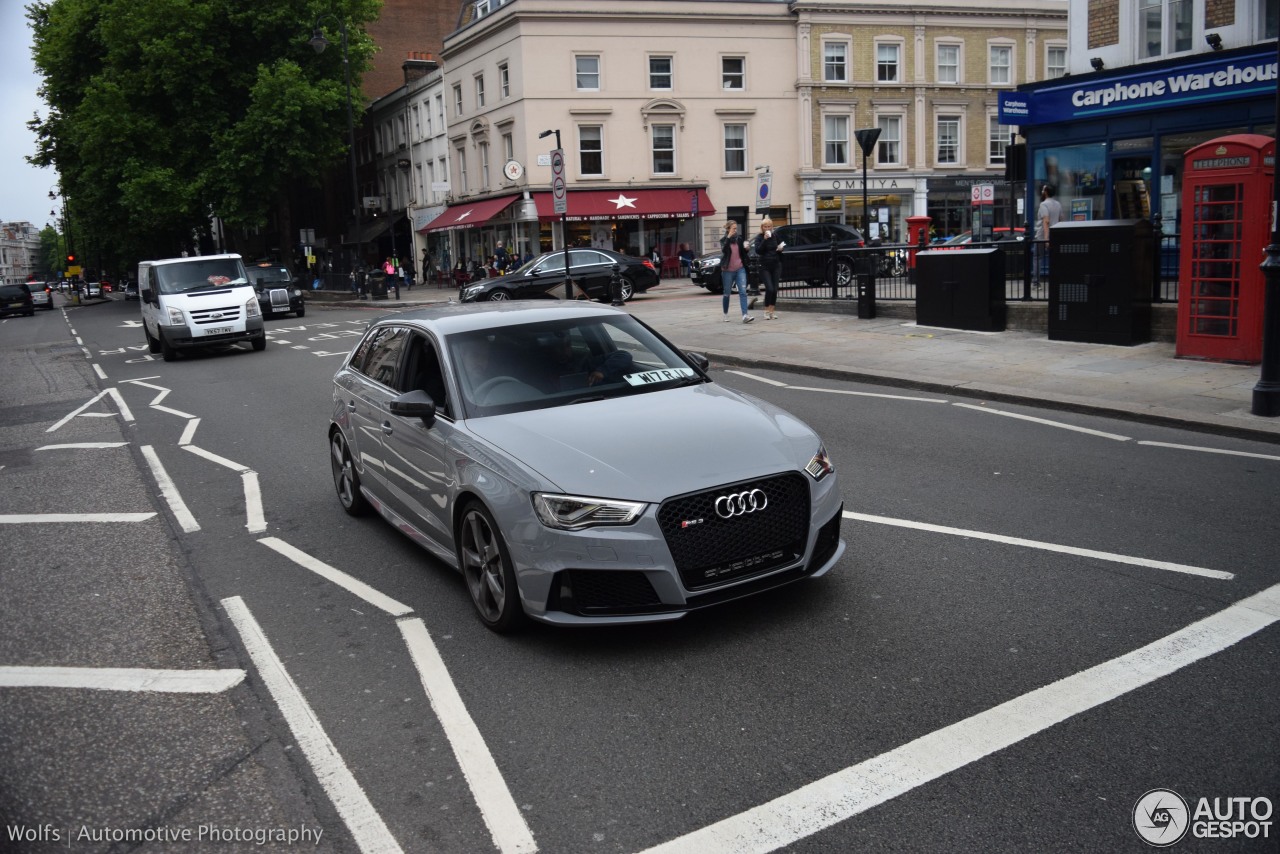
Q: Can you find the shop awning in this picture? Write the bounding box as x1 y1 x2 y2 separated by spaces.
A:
419 194 519 232
531 188 715 221
343 218 391 245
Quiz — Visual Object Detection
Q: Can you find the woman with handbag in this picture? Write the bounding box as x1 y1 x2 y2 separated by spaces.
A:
751 217 784 319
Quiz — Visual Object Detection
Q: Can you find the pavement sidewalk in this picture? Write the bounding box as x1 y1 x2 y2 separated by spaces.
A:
307 284 1280 443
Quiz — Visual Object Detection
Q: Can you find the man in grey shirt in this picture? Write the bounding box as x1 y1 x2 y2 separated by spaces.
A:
1035 184 1063 279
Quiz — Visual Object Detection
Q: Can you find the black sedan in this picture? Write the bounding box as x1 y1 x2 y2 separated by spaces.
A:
459 248 658 303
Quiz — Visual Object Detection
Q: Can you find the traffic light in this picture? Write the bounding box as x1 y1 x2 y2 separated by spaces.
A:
66 253 76 264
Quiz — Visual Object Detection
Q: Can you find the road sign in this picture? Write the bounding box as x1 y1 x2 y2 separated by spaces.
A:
550 149 567 215
971 184 995 205
755 170 772 214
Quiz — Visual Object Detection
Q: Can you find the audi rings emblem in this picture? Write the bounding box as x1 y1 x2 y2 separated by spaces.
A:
714 489 768 519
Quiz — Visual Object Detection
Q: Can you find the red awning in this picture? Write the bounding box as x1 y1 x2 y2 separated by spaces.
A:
531 188 715 221
419 195 519 232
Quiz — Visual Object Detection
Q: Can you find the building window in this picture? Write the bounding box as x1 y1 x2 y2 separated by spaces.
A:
876 115 902 165
937 43 960 84
1046 46 1066 79
649 56 673 90
722 56 745 90
1140 0 1193 59
579 125 603 175
989 45 1012 85
475 75 485 108
412 105 421 138
499 63 510 98
936 116 960 165
876 44 900 83
823 42 848 83
824 115 849 166
456 147 468 193
988 116 1011 165
452 84 463 116
576 55 600 90
723 124 746 173
502 132 513 163
651 124 675 174
479 142 490 188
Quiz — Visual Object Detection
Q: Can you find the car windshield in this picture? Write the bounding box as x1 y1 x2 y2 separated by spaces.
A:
247 266 292 285
446 314 705 418
155 259 248 294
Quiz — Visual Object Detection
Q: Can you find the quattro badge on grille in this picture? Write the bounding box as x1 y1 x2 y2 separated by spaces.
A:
714 489 767 519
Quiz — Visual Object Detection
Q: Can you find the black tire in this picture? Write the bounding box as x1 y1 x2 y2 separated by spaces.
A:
296 305 305 318
486 289 512 302
251 334 267 352
160 336 177 362
456 500 525 633
145 327 161 354
330 429 370 516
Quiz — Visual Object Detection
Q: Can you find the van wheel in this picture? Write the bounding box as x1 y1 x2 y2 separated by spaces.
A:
160 337 177 362
145 328 161 354
251 334 267 352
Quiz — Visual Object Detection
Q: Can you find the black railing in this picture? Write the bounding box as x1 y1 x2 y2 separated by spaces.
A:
777 231 1182 305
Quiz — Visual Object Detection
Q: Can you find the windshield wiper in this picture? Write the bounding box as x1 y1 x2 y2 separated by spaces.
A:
568 395 606 405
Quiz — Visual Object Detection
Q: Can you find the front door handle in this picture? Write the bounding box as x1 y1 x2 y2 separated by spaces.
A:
347 401 357 413
381 421 393 436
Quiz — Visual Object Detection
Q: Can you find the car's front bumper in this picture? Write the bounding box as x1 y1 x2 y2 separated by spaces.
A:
158 316 265 349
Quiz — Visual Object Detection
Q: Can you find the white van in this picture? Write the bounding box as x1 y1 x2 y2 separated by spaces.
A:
138 254 265 361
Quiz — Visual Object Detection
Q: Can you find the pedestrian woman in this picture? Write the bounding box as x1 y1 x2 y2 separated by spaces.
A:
751 217 784 320
719 221 754 323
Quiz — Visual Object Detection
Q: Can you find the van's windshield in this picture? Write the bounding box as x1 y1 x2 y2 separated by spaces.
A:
155 259 248 295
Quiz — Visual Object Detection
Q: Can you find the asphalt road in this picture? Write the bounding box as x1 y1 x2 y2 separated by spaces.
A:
1 294 1276 853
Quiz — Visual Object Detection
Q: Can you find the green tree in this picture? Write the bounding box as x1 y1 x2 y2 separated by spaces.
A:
26 0 379 270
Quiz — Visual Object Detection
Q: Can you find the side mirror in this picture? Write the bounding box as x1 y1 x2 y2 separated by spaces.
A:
684 352 711 373
388 389 437 427
140 288 153 303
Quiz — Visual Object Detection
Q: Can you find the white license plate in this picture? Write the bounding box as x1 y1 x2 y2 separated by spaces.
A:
203 326 233 335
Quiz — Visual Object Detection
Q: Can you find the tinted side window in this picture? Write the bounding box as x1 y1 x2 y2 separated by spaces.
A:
776 226 812 247
352 326 408 387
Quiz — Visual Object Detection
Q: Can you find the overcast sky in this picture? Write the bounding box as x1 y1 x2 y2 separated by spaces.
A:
2 3 57 228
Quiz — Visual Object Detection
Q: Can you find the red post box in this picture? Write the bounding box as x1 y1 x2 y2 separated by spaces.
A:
906 215 931 270
1177 134 1276 364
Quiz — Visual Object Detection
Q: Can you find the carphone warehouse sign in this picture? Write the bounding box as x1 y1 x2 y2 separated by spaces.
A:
1001 46 1276 126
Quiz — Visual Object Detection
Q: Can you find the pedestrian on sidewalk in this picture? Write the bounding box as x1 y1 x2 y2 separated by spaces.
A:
1035 184 1062 282
752 217 784 320
719 221 754 323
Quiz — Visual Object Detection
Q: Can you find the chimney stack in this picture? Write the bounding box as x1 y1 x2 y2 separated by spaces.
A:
403 51 440 84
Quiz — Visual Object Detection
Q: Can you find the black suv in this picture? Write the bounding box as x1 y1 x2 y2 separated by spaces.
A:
690 222 865 292
245 261 306 318
0 284 35 318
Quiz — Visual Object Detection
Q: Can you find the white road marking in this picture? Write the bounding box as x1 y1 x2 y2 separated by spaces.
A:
399 618 539 854
952 402 1131 441
725 370 788 387
0 666 243 693
77 412 114 418
92 363 107 380
242 472 267 533
46 390 114 432
257 537 413 617
140 445 200 533
790 386 949 403
842 511 1233 580
37 443 128 450
221 597 403 854
153 404 196 419
1138 440 1280 462
0 513 155 524
178 418 200 446
183 444 251 473
641 582 1280 854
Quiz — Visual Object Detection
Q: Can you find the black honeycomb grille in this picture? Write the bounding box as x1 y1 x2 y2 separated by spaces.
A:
657 473 810 590
562 569 661 614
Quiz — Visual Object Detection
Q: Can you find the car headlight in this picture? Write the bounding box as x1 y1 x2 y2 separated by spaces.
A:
532 493 647 530
805 445 835 481
164 306 185 326
462 285 484 300
293 288 303 298
245 296 261 318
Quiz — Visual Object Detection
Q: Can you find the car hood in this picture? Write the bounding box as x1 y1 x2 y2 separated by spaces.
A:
463 383 820 501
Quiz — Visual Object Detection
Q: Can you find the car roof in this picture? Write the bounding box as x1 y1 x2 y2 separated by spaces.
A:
367 301 628 336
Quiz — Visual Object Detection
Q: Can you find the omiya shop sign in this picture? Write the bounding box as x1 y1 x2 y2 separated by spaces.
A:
1001 47 1276 125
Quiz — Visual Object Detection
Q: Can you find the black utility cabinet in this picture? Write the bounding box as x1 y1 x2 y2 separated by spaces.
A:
914 248 1006 332
1048 219 1152 345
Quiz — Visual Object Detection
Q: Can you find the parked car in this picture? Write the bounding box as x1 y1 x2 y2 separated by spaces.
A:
123 279 139 301
459 248 658 303
27 281 54 311
329 302 845 631
0 284 35 317
245 261 305 317
85 281 102 298
690 222 866 292
934 227 1026 247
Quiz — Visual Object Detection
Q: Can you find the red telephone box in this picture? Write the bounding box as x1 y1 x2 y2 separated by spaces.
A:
1177 134 1275 363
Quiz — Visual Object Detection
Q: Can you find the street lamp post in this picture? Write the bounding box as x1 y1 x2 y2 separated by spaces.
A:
540 128 571 300
309 15 363 297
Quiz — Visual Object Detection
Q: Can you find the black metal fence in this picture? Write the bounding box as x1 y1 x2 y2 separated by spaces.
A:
774 231 1181 305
